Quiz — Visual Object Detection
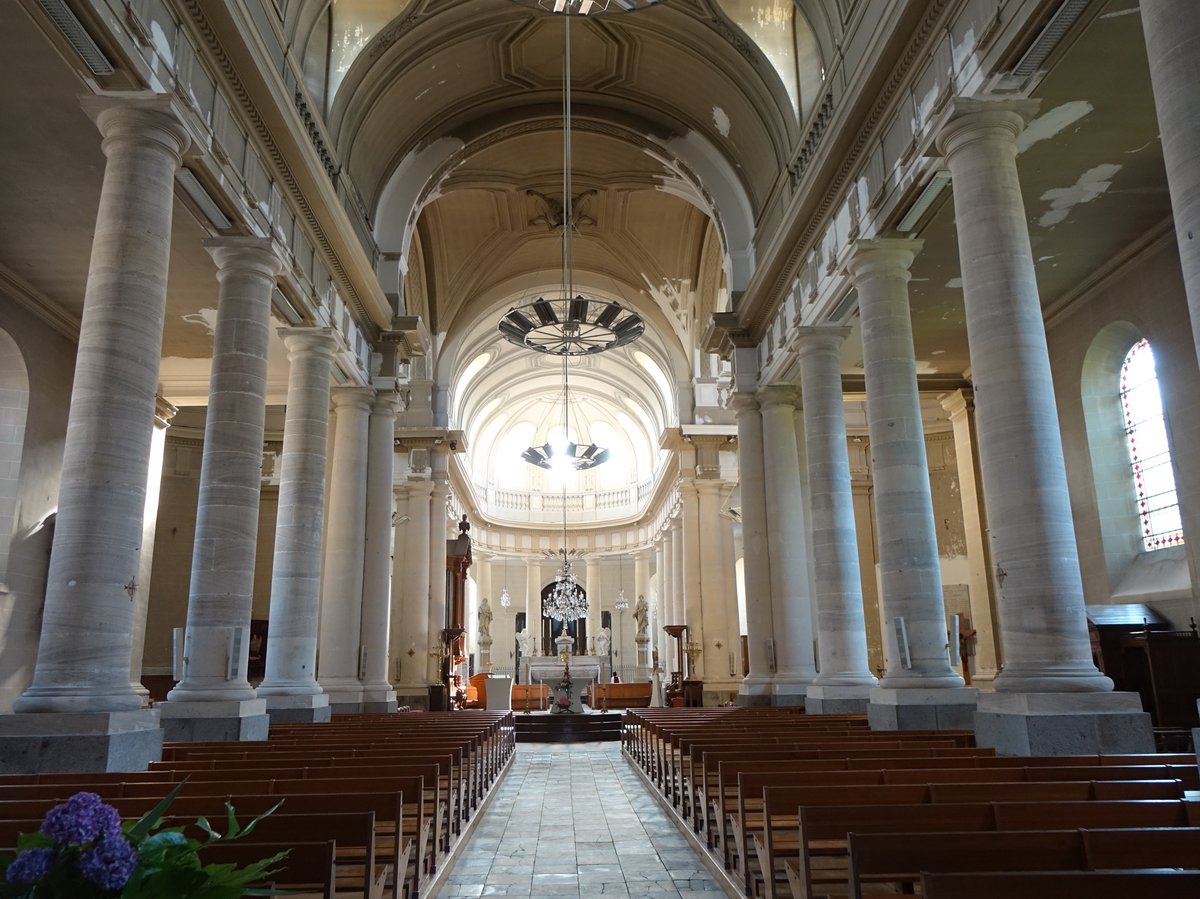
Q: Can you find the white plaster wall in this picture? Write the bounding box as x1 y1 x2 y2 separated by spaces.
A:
0 304 74 712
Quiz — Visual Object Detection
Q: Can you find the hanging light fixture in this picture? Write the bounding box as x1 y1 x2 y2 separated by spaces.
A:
614 552 629 611
509 0 665 17
499 556 512 608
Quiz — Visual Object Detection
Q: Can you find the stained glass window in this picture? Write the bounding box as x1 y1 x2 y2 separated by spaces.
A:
1121 339 1183 551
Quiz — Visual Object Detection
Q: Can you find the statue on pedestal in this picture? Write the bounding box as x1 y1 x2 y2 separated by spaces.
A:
596 626 611 657
477 596 493 642
515 628 532 656
634 594 649 640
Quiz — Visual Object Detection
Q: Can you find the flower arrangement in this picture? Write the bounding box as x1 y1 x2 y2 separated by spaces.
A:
0 780 288 898
553 662 574 714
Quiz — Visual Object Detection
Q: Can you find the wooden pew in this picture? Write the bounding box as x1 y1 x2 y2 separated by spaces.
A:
920 869 1200 898
204 840 338 899
847 827 1200 898
585 681 652 708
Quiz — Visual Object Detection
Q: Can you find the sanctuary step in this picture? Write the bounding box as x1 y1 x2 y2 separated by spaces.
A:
514 711 623 743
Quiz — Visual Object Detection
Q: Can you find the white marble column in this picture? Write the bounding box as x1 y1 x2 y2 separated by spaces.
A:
939 388 1001 685
427 477 450 683
256 328 338 723
670 519 684 631
759 385 818 706
679 482 705 680
525 556 543 657
849 239 974 729
130 396 177 702
936 99 1149 753
795 327 877 714
585 556 602 655
731 393 775 706
1141 1 1200 359
160 238 284 740
660 530 675 634
388 483 410 686
653 539 667 663
398 479 432 700
2 96 192 771
13 99 189 716
697 480 737 696
316 387 373 712
359 392 399 712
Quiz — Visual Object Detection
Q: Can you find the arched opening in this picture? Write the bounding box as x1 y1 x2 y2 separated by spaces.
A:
1121 339 1183 551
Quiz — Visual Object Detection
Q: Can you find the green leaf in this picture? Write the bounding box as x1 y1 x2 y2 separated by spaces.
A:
128 776 190 843
229 800 284 841
195 816 219 842
14 832 53 851
223 802 240 840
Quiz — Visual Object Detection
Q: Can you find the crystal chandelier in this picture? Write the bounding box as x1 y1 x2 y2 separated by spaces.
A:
614 552 629 611
510 0 665 15
545 556 588 623
498 556 511 608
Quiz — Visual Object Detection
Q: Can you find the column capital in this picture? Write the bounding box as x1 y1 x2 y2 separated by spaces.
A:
844 238 924 284
371 389 401 416
934 97 1041 161
795 325 852 355
406 477 435 496
279 326 339 358
728 391 760 416
154 394 178 430
204 237 287 282
757 384 799 411
939 386 975 421
677 478 698 499
694 478 724 496
80 92 196 163
330 385 375 412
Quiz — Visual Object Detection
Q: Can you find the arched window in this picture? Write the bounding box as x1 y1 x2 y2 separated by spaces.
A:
1121 339 1183 551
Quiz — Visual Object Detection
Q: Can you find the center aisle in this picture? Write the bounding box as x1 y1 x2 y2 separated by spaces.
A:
441 741 725 898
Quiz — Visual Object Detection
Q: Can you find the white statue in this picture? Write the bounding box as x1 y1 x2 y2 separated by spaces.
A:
595 626 611 657
477 596 493 642
634 594 649 639
515 627 532 656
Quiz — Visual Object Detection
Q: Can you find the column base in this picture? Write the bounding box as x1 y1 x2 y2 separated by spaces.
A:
393 685 430 711
263 693 331 724
772 676 814 708
868 687 979 731
701 678 743 708
0 709 162 774
974 691 1153 756
737 675 774 708
805 685 873 715
361 686 398 713
157 699 269 743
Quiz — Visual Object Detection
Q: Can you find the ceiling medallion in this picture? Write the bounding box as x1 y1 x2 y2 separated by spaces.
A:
510 0 664 14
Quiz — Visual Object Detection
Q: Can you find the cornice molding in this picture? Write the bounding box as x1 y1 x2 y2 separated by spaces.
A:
0 263 80 341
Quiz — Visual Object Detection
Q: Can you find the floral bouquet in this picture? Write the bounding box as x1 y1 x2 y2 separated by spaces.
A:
553 663 574 714
0 780 289 898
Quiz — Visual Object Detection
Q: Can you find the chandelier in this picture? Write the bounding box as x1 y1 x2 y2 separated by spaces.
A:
498 556 511 608
614 552 629 611
545 556 588 623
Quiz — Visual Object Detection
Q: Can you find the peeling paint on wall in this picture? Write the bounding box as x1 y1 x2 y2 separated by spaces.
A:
181 308 219 336
1017 101 1094 154
712 106 731 138
1038 163 1122 228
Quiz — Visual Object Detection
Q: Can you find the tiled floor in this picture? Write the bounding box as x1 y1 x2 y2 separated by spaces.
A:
440 742 726 898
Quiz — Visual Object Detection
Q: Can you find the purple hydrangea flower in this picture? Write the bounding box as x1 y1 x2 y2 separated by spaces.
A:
5 847 55 885
79 835 138 891
41 791 122 845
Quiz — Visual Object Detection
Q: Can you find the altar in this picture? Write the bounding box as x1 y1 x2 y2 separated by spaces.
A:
524 657 604 713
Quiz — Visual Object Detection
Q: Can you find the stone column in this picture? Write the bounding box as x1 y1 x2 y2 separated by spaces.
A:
697 480 738 699
160 238 284 741
848 239 976 730
256 328 338 723
731 393 775 706
398 479 432 703
759 386 818 706
1141 1 1200 360
359 392 399 712
315 387 373 712
585 556 602 656
660 529 675 634
795 327 877 714
937 98 1150 753
939 388 1001 685
634 550 651 678
679 482 705 680
427 476 450 684
388 483 410 685
525 556 543 661
3 96 193 774
653 539 667 664
670 518 685 632
130 396 177 702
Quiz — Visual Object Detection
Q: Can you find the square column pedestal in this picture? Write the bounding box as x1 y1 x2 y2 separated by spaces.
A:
0 710 163 774
361 688 399 714
158 699 270 743
975 691 1153 755
868 687 979 731
805 685 873 715
263 694 331 724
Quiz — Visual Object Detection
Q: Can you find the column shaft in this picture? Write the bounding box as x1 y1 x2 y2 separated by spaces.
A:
796 328 877 688
360 393 398 710
697 481 737 693
731 393 775 704
670 520 684 630
586 557 602 655
680 483 705 678
427 479 450 684
167 240 283 709
1142 1 1200 358
850 239 961 689
759 386 818 704
257 328 338 719
402 481 433 693
16 99 190 714
937 101 1110 692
